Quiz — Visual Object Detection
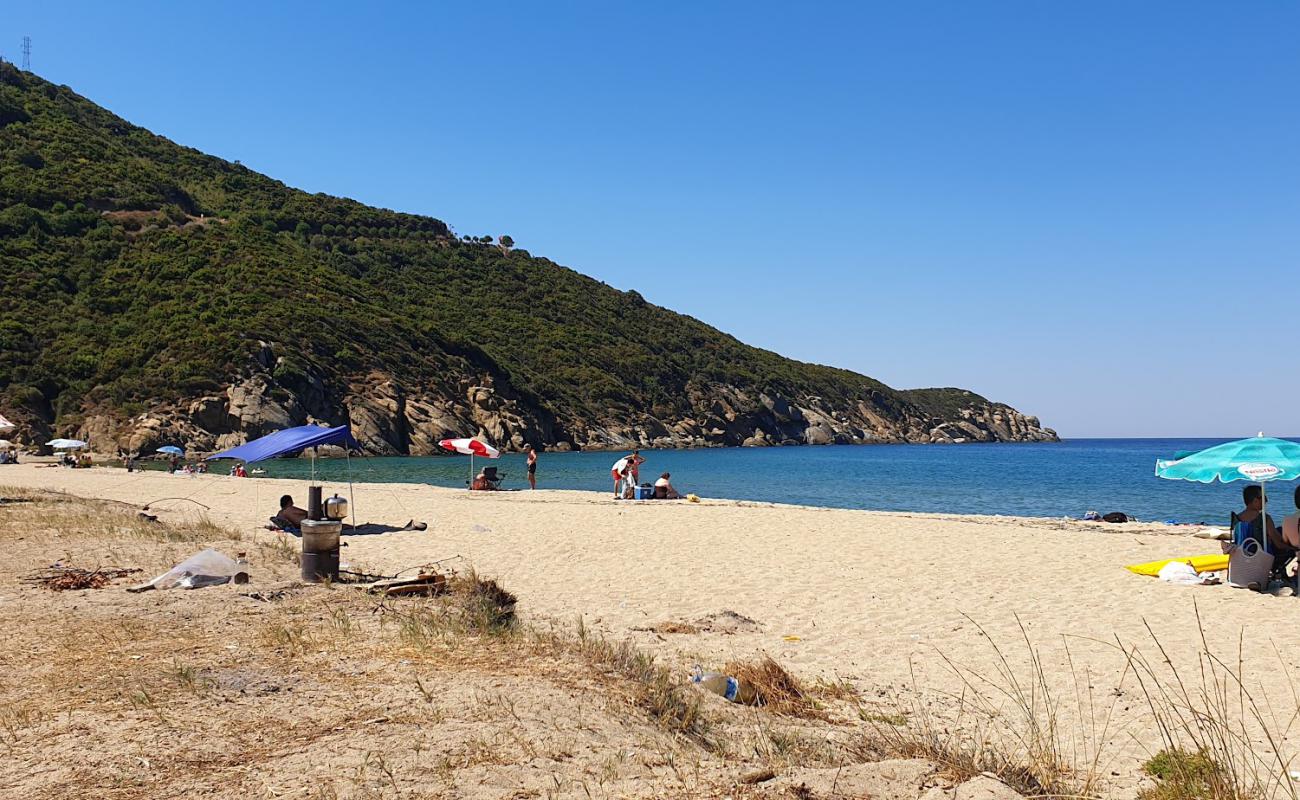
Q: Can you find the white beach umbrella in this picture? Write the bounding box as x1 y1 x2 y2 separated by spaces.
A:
46 438 87 449
0 414 14 432
0 440 12 449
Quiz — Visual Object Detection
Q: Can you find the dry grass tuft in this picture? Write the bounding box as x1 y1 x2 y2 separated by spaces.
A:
380 569 519 647
448 569 517 633
555 618 709 739
845 616 1100 799
1118 607 1300 800
725 657 821 718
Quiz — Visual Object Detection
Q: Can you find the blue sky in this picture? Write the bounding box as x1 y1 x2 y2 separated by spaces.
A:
7 2 1298 437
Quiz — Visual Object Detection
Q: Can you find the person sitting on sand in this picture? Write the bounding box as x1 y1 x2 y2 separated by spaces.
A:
270 494 308 532
470 470 496 491
1234 485 1293 579
653 472 681 500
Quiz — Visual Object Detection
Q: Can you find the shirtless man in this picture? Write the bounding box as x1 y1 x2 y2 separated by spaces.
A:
272 494 308 531
526 445 538 490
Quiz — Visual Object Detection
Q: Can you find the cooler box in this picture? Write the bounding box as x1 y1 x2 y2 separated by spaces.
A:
633 485 655 500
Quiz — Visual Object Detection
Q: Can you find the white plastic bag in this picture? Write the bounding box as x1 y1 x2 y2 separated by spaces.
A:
1156 561 1200 585
128 548 249 592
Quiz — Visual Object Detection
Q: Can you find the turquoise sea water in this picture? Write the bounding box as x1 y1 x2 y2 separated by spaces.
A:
238 438 1300 524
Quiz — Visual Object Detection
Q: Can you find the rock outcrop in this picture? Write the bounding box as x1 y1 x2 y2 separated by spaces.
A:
18 341 1056 455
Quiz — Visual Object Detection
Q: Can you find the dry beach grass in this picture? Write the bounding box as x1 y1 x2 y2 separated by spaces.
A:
4 466 1300 797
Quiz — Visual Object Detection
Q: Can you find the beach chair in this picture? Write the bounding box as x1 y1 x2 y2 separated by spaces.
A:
482 466 505 490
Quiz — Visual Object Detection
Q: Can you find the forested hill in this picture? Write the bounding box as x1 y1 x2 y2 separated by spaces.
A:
0 64 1056 454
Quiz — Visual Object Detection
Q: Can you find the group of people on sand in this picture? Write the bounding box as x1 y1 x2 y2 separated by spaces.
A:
0 447 18 465
611 450 682 499
165 455 208 475
464 445 685 499
60 451 91 468
469 445 538 491
1228 485 1300 589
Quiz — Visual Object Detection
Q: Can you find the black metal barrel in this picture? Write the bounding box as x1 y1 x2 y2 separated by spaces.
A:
300 518 340 582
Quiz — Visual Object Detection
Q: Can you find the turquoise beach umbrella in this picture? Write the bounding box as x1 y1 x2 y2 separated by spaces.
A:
1155 435 1300 484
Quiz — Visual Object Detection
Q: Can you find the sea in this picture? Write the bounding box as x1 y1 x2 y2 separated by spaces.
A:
232 438 1300 525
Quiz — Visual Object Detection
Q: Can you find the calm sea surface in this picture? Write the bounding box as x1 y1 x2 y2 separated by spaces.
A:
237 438 1300 524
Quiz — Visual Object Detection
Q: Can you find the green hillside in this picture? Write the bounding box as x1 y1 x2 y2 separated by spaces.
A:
0 64 1054 452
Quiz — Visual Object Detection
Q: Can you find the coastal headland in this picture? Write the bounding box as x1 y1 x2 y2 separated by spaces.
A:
0 64 1056 456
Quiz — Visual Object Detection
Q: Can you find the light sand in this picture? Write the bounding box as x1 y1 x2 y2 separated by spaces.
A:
4 463 1298 785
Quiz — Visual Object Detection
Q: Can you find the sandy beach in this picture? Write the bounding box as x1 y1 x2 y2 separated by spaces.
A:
3 463 1298 796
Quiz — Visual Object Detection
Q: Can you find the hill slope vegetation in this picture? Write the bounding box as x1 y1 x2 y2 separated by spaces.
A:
0 65 1055 453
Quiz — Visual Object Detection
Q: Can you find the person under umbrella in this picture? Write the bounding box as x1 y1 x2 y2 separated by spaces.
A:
1157 434 1300 587
438 437 501 488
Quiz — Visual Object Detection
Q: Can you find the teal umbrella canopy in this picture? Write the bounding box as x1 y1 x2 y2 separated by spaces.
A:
1155 436 1300 484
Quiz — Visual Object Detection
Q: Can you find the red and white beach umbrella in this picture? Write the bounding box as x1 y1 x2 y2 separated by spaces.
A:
438 438 500 459
438 437 501 487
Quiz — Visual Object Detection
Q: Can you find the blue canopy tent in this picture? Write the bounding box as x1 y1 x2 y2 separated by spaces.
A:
208 424 361 528
207 425 358 465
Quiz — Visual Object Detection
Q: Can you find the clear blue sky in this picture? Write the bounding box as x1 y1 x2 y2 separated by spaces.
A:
7 2 1298 438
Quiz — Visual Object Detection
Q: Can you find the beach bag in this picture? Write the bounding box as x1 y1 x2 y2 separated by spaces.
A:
1102 512 1128 524
1226 517 1271 589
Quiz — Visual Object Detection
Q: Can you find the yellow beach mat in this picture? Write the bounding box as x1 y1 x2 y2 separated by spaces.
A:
1125 554 1229 576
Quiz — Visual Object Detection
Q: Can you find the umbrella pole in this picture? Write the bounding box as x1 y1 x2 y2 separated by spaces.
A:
469 453 475 489
345 447 357 532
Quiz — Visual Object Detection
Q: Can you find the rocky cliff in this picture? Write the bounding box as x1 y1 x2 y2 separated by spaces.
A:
52 342 1055 456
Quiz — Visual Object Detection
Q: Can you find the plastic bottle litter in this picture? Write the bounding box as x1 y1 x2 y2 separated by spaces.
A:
692 665 741 702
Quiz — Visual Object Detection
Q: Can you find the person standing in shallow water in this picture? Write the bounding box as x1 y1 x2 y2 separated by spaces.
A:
525 445 538 490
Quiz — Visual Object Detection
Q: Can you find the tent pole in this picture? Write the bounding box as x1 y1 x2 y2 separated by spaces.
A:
345 447 356 532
